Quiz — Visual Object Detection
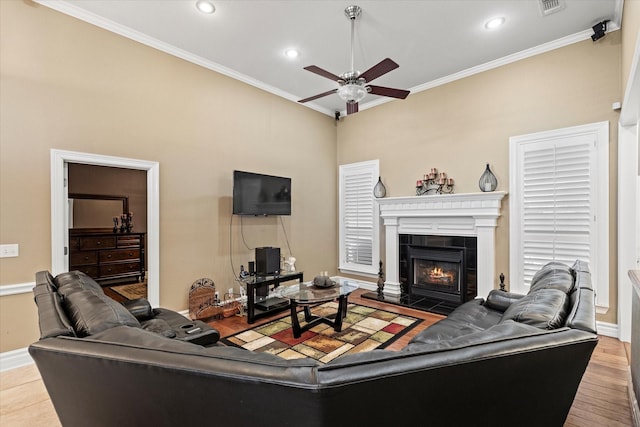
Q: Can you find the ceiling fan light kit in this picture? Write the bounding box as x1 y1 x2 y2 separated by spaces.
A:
298 5 409 115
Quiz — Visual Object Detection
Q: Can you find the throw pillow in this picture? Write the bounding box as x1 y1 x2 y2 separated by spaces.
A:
528 262 574 294
500 288 569 329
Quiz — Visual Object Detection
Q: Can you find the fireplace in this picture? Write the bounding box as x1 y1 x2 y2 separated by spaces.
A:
363 193 504 315
376 193 504 300
397 234 477 313
408 246 465 303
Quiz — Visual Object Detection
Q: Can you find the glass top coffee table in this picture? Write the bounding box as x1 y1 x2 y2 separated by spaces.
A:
280 278 359 338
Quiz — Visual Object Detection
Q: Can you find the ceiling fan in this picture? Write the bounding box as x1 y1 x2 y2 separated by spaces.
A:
298 5 410 115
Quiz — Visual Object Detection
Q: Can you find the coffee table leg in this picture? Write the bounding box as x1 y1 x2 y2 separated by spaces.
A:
334 295 349 332
290 300 303 338
303 306 313 322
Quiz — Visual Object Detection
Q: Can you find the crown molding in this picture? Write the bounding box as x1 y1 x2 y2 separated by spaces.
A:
35 1 623 118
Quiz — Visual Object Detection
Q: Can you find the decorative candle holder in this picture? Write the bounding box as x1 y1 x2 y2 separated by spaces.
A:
479 164 497 192
118 212 134 233
416 168 454 195
373 176 387 198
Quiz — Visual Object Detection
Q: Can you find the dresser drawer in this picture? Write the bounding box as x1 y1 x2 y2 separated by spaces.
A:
100 249 140 263
117 235 141 247
100 262 141 277
70 265 99 277
80 236 116 250
70 251 98 265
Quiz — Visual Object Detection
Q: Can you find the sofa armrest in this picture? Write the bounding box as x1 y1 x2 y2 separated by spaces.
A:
484 290 525 312
122 298 154 321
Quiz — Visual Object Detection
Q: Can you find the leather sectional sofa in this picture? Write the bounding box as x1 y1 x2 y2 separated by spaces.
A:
30 261 597 427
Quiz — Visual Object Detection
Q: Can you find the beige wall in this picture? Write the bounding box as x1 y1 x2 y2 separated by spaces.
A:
0 1 337 352
336 33 622 325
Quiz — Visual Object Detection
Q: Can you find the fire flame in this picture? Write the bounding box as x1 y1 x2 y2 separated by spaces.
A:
428 267 453 282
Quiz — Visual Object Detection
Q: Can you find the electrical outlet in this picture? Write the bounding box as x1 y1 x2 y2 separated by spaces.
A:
228 288 234 296
0 244 19 258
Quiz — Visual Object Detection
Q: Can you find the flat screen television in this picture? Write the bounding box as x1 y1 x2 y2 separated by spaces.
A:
232 170 291 216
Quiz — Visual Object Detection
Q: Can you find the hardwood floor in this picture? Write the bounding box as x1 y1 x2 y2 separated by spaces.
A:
1 289 634 426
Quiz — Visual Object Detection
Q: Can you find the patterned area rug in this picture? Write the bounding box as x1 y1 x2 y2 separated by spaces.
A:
222 302 422 364
110 282 147 300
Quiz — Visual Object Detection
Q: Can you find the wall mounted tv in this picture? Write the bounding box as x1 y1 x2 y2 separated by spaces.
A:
232 170 291 216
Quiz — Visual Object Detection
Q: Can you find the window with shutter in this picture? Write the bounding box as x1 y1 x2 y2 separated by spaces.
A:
510 122 609 311
339 160 380 276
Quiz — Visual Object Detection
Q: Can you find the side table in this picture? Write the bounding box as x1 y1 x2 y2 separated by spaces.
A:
245 272 304 324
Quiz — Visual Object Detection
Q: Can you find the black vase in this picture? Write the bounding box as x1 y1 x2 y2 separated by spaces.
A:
479 164 497 192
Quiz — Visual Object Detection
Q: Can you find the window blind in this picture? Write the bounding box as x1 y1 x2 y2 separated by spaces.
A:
339 160 379 274
520 137 594 286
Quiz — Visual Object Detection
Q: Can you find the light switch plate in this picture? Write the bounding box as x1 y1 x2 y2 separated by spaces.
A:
0 244 19 258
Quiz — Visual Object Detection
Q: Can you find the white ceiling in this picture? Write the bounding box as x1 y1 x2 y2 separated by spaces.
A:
36 0 623 117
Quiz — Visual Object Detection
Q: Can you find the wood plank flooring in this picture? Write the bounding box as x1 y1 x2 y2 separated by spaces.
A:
1 289 633 426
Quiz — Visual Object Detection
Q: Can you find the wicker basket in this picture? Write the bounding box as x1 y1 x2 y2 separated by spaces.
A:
222 294 241 317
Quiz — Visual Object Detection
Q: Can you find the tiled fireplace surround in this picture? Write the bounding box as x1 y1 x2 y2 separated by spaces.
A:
376 192 506 300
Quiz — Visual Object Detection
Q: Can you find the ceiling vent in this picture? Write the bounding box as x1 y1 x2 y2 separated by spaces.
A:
538 0 565 16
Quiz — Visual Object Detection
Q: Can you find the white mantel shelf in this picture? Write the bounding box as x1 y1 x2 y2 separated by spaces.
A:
377 192 506 219
376 192 506 299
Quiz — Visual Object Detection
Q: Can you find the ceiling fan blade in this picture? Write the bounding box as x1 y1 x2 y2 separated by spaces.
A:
304 65 342 82
368 85 410 99
298 89 338 104
346 102 359 115
359 58 399 83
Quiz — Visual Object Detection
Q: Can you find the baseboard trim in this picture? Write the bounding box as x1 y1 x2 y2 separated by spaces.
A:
629 369 640 427
0 347 33 372
596 321 619 338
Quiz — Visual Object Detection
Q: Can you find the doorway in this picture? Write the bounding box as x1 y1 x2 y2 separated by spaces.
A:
51 149 160 307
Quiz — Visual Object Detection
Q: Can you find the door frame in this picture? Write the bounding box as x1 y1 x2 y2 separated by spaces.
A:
617 31 640 342
51 149 160 307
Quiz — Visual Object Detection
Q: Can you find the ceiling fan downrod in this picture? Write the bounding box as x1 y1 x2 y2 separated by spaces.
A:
344 5 361 76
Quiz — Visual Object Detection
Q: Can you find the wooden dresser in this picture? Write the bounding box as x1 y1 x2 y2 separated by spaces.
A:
69 229 145 284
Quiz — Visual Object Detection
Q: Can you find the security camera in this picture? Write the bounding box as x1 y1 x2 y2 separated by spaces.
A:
591 20 608 42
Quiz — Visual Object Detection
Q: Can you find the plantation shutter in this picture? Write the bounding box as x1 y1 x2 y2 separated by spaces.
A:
511 121 609 310
339 160 379 275
519 137 594 286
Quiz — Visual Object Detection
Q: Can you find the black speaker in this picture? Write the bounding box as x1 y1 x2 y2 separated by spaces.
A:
248 261 255 276
255 247 280 276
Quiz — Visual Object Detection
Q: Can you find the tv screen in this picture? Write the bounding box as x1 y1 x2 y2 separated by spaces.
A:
232 170 291 216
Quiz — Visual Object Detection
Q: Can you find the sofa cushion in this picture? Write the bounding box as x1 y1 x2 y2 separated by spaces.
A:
500 288 569 329
140 318 177 338
64 289 140 337
55 271 104 298
484 290 525 312
122 298 154 321
528 262 574 294
409 299 502 344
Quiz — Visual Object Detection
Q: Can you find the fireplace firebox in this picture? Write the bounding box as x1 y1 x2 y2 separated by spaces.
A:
408 246 465 303
397 234 477 314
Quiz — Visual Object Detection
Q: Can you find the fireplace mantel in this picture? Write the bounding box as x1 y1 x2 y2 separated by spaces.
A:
377 192 506 298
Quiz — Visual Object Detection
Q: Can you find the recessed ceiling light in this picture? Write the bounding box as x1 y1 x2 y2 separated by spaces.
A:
195 0 215 14
485 17 505 29
284 48 299 59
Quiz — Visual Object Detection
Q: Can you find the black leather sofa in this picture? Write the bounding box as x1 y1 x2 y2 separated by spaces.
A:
30 261 598 427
